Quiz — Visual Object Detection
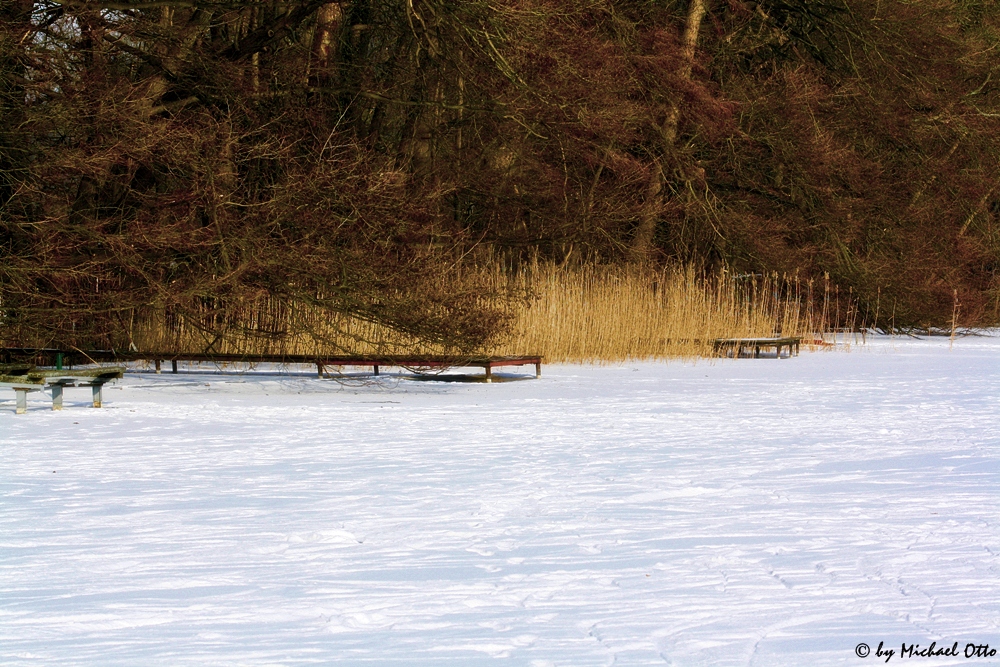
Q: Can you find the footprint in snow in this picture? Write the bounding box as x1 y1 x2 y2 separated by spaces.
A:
288 530 362 544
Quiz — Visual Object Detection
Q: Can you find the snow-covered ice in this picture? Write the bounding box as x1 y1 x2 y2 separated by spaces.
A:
2 336 999 666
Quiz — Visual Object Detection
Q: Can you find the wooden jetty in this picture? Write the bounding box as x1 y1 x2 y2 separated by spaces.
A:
0 349 543 382
712 337 801 359
1 348 543 412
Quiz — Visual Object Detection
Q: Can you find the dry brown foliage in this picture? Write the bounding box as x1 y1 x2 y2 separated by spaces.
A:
2 0 1000 355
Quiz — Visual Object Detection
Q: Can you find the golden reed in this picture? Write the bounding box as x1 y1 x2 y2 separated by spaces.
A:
126 263 824 362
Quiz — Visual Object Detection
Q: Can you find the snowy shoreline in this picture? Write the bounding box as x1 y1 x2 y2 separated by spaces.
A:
3 336 999 665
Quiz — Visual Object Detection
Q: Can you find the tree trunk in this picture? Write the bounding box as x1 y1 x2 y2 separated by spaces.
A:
630 0 707 260
0 0 34 208
337 0 372 133
309 3 342 88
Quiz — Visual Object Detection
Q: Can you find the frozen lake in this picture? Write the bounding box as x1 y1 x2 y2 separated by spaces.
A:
3 336 999 665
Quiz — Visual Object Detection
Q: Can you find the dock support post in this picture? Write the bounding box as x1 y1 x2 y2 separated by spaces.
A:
92 384 102 408
155 359 161 374
171 360 178 373
485 365 492 383
535 362 541 378
373 364 379 377
317 362 324 378
15 389 27 414
52 385 63 410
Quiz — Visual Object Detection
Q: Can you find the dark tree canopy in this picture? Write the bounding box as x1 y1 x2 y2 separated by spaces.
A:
2 0 1000 349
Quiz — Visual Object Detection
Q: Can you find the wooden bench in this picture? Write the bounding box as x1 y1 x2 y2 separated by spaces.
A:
2 367 125 413
0 375 45 414
713 337 801 359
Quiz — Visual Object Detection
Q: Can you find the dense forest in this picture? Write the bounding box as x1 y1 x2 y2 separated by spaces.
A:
2 0 1000 351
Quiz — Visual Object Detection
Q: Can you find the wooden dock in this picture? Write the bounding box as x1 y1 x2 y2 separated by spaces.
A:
712 337 801 359
0 349 543 382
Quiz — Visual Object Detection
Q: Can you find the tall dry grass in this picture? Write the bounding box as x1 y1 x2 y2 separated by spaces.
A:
489 263 817 362
124 263 826 362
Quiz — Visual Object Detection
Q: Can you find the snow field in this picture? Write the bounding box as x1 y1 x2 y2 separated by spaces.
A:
2 336 999 665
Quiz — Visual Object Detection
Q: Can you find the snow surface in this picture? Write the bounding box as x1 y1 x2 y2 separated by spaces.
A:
2 336 1000 666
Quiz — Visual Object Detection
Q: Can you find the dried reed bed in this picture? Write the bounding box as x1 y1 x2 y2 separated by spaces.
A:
125 263 822 362
489 263 814 362
127 301 432 358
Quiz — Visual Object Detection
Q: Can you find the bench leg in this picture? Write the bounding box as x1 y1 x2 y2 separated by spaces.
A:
92 384 102 408
52 385 64 410
15 389 27 414
485 365 493 383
